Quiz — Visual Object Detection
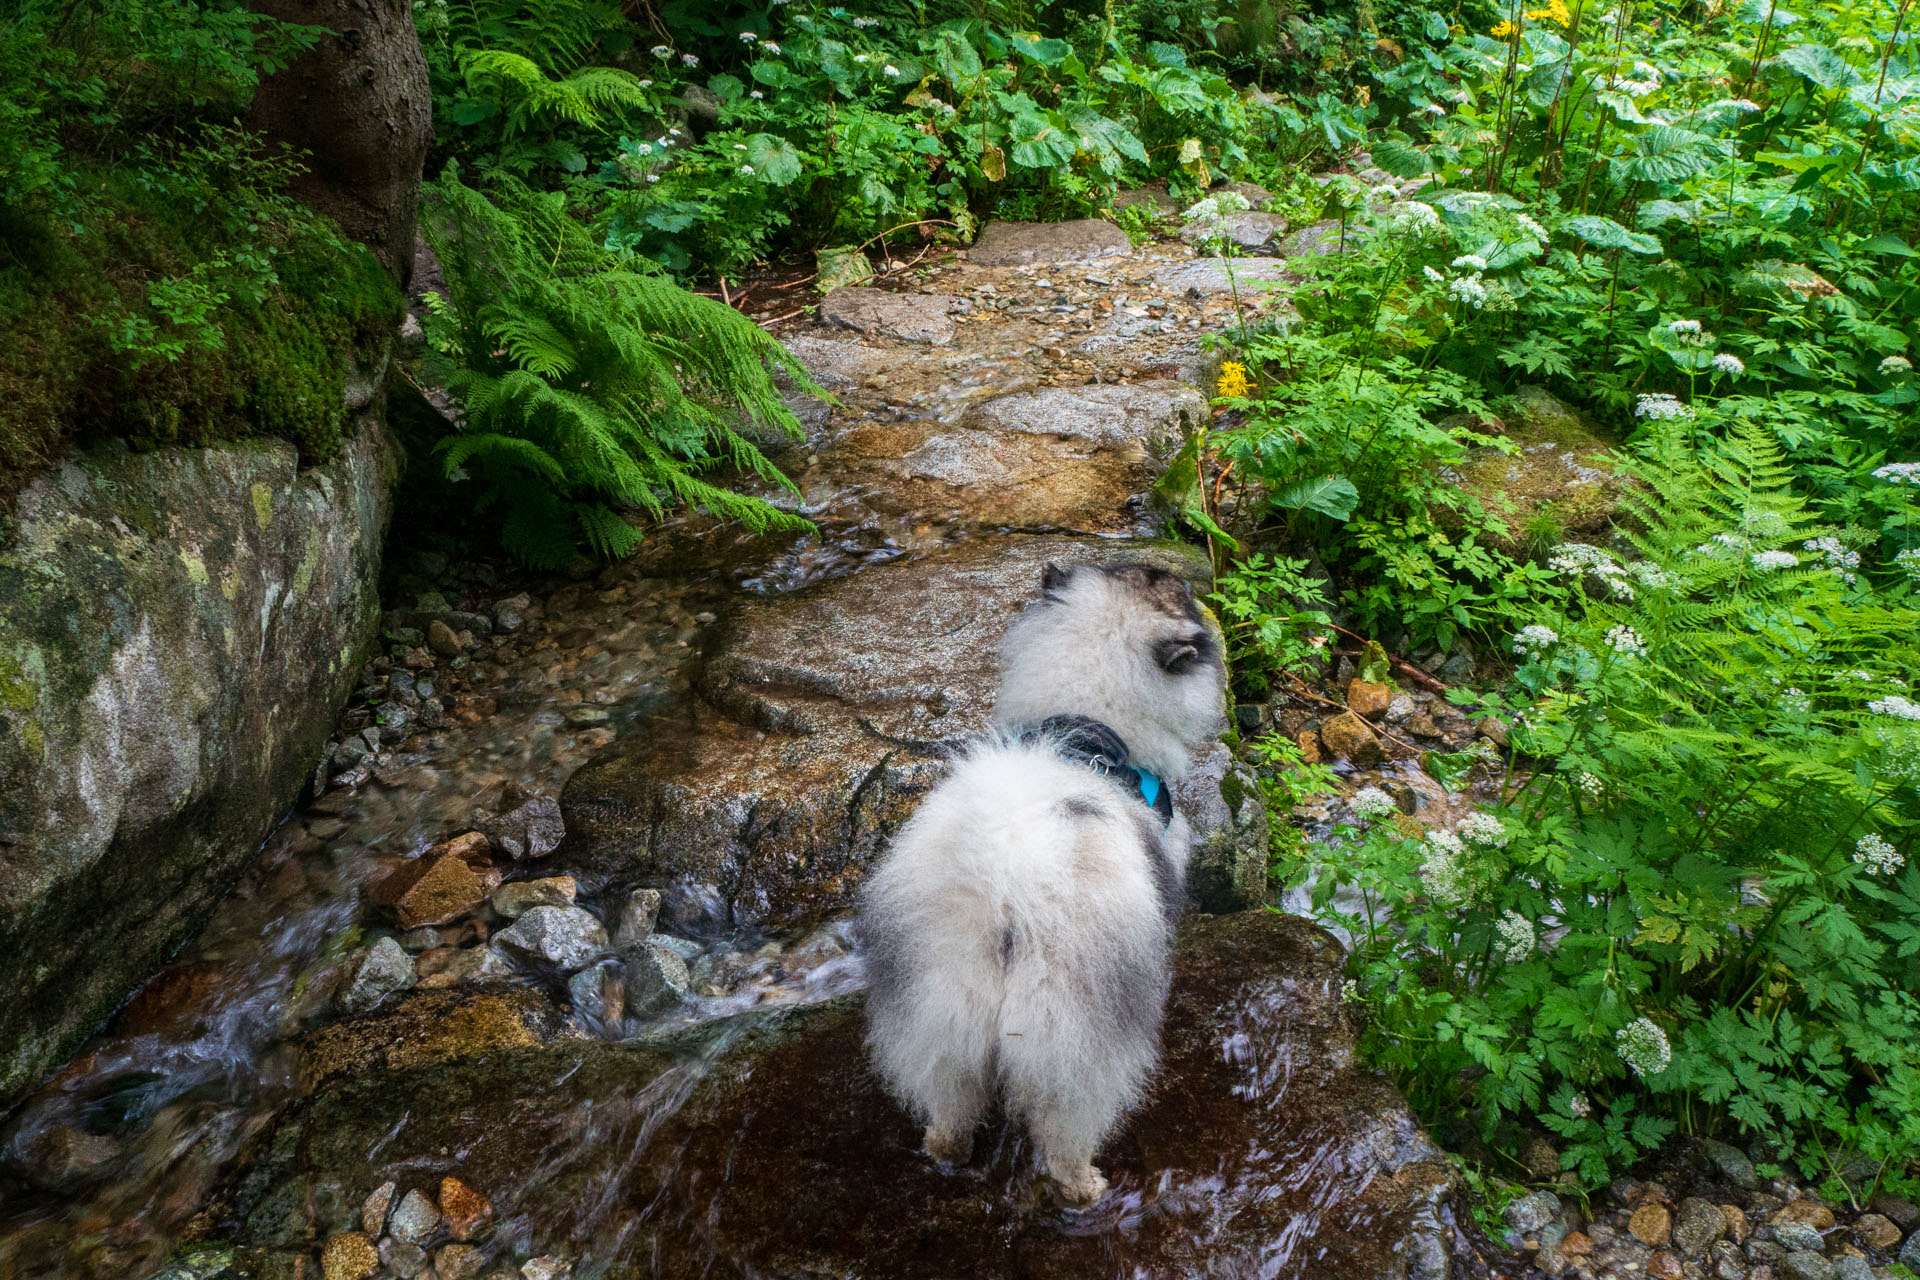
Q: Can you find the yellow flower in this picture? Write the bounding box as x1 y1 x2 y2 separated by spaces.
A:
1492 19 1517 36
1216 361 1251 399
1523 0 1572 24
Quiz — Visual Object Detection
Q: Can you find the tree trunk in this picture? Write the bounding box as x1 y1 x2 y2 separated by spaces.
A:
247 0 434 288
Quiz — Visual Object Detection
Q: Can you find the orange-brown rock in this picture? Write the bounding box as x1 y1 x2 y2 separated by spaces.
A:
1346 680 1393 721
1721 1204 1749 1244
321 1231 379 1280
1772 1200 1836 1231
1319 711 1384 766
439 1176 493 1241
1629 1203 1672 1247
372 852 488 929
1646 1251 1682 1280
1559 1232 1594 1256
1853 1213 1902 1250
1295 728 1322 763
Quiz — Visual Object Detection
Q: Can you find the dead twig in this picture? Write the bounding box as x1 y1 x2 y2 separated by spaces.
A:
1323 622 1452 695
757 307 806 327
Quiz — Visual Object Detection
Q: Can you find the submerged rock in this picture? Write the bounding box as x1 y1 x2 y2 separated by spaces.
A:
218 912 1461 1279
560 535 1208 927
493 906 609 971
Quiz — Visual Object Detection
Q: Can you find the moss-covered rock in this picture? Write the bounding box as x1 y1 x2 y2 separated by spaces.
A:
1446 385 1627 553
0 405 402 1109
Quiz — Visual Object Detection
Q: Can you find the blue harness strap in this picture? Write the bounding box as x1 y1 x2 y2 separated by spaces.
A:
1016 715 1175 829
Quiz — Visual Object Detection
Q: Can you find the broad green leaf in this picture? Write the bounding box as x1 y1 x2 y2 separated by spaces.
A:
745 133 804 185
1862 232 1919 257
1146 40 1188 67
1274 473 1361 519
1370 136 1435 177
706 74 743 102
1066 105 1147 165
1009 32 1071 66
1006 110 1078 169
1776 43 1862 90
1565 214 1664 255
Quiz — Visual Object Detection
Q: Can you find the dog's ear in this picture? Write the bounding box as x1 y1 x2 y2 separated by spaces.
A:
1153 635 1205 674
1040 562 1072 602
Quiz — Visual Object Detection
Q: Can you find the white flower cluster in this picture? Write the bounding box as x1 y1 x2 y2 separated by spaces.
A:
1804 536 1860 584
1668 318 1702 339
1778 687 1811 715
1881 355 1913 374
852 14 880 25
762 41 782 53
1341 978 1362 1004
885 63 901 76
1423 265 1446 283
1869 695 1920 721
1351 786 1399 822
1576 771 1604 801
1615 1017 1672 1077
1635 393 1693 420
1854 833 1904 875
1516 213 1549 242
1449 274 1488 309
739 30 757 41
1750 549 1798 572
1712 352 1745 376
682 52 700 66
1569 1093 1594 1118
1605 625 1647 657
1424 102 1448 115
1495 911 1536 963
1459 811 1509 847
1896 548 1920 582
1617 74 1661 95
1513 624 1559 658
1548 543 1636 598
651 44 673 58
1420 830 1471 906
1873 462 1920 485
1392 202 1442 237
1452 254 1488 271
1730 97 1761 111
1626 561 1677 591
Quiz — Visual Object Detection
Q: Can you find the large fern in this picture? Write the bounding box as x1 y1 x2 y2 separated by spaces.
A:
460 49 650 137
419 167 822 567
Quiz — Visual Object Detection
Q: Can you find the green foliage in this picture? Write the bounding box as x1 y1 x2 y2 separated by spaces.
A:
1296 421 1920 1190
417 169 819 566
1209 552 1333 693
0 1 396 498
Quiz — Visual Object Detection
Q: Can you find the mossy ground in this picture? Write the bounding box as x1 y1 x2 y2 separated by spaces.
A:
0 164 399 507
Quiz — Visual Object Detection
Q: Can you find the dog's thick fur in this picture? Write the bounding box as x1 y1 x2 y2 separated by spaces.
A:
858 561 1225 1206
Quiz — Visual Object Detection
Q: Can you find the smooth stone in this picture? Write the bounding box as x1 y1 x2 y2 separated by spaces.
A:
322 1232 380 1280
1506 1190 1564 1235
1779 1251 1833 1280
1673 1198 1729 1256
1211 180 1273 206
1346 680 1393 721
1774 1202 1837 1231
1851 1213 1901 1250
1701 1138 1759 1188
561 536 1209 928
1112 186 1178 214
626 941 692 1015
961 380 1205 449
482 794 565 861
1443 385 1628 554
217 913 1458 1278
1149 256 1296 299
361 1180 398 1235
568 961 626 1024
1178 210 1288 252
388 1187 441 1246
436 1243 487 1280
1904 1229 1920 1267
371 848 491 930
491 876 578 919
337 938 415 1016
1630 1203 1673 1247
1280 218 1350 256
818 288 965 344
1829 1257 1872 1280
439 1175 493 1241
611 887 664 952
968 218 1131 266
297 988 566 1091
493 906 609 972
1774 1222 1825 1252
521 1260 571 1280
378 1238 428 1278
1320 711 1384 766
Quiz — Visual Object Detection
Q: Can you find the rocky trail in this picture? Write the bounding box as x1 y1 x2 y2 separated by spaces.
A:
0 185 1532 1280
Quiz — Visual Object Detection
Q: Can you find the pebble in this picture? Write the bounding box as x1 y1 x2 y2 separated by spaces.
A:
490 876 578 918
1901 1230 1920 1267
1774 1201 1837 1231
626 939 691 1013
439 1175 492 1241
1701 1139 1759 1188
1506 1189 1564 1235
1851 1213 1901 1250
483 794 566 860
436 1243 487 1280
1830 1257 1873 1280
612 887 663 952
321 1232 380 1280
1630 1202 1673 1247
492 905 609 972
379 1238 428 1279
1773 1221 1825 1253
1672 1197 1728 1256
388 1186 441 1246
568 961 626 1024
361 1179 398 1235
1779 1251 1833 1280
521 1259 571 1280
337 938 415 1016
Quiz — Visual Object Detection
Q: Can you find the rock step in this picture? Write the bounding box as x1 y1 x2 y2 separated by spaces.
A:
223 911 1460 1280
559 535 1227 928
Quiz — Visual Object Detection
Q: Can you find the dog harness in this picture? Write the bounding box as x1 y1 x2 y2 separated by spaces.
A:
1017 715 1174 829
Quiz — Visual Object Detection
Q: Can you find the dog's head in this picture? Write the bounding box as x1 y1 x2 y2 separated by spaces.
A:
995 560 1225 780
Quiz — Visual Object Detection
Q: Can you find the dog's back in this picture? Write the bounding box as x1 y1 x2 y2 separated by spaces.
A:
860 736 1181 1202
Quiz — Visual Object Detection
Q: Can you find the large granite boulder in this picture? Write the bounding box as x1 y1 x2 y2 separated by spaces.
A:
216 911 1462 1280
0 412 401 1109
560 536 1211 928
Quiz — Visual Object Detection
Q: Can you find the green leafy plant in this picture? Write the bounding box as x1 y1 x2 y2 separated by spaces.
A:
418 168 820 566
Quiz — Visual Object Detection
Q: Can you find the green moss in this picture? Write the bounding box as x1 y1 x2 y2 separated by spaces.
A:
0 165 400 506
1219 768 1247 814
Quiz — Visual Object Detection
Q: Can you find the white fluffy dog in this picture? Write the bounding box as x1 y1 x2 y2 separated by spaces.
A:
858 560 1225 1206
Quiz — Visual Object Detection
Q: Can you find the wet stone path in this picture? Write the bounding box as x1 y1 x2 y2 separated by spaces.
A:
1 177 1510 1280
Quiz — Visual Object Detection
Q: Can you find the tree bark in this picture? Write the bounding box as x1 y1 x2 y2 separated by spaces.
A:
247 0 434 288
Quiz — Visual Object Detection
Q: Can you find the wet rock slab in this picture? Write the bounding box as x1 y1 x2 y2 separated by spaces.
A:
218 911 1461 1280
818 288 967 344
960 379 1205 447
1179 209 1289 252
1151 255 1299 299
968 218 1132 266
560 535 1208 926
